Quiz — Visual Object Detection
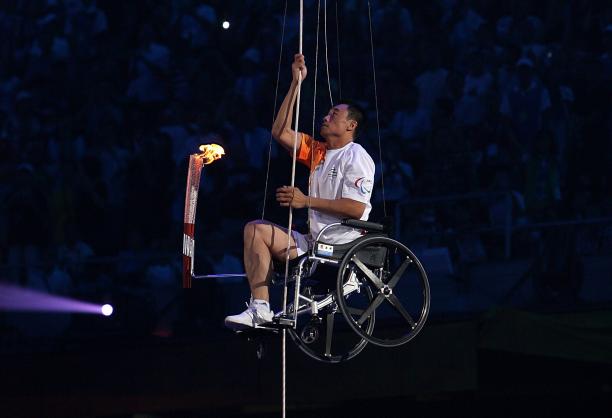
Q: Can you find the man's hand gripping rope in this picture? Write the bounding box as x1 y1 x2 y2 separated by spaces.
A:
276 186 309 209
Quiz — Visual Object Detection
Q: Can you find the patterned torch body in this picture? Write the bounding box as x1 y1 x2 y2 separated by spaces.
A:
182 154 204 288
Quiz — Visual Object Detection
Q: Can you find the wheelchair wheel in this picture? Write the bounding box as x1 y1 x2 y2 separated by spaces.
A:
287 272 375 363
336 236 430 347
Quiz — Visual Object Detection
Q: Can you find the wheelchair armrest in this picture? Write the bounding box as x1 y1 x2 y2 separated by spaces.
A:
341 218 386 233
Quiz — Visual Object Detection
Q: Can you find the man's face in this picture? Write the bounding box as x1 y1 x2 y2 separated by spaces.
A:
320 104 354 139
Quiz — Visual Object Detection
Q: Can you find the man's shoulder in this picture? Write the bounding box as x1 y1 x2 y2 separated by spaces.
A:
346 142 375 165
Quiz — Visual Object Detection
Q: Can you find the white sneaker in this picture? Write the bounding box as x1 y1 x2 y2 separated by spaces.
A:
224 299 274 330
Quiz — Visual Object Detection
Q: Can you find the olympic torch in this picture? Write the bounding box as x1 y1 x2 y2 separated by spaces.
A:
182 144 225 288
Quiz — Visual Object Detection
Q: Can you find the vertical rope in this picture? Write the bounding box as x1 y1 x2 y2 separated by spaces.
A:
367 0 386 217
283 7 303 417
323 0 334 107
261 0 288 220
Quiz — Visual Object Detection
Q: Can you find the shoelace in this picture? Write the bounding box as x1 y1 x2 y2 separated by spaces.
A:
245 301 268 318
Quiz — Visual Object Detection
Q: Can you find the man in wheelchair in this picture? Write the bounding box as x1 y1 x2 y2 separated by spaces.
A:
225 53 376 330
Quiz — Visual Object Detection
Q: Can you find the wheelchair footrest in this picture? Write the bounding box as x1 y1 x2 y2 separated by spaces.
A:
233 317 295 336
235 325 279 337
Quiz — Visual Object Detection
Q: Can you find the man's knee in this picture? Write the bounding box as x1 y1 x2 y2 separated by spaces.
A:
244 220 272 243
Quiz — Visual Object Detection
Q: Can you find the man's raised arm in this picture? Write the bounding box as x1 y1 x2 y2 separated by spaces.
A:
271 54 307 152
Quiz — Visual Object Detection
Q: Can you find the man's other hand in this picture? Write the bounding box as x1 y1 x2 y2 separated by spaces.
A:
276 186 308 209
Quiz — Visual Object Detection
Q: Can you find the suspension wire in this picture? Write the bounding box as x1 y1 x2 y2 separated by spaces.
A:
262 0 288 220
335 0 342 100
312 0 321 139
309 0 321 222
367 0 386 217
323 0 334 107
282 3 303 417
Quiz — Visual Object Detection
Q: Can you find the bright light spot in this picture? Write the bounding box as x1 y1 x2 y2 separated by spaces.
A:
101 304 114 316
222 21 230 30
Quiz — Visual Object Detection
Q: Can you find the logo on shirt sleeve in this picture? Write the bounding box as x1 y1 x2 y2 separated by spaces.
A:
354 177 373 195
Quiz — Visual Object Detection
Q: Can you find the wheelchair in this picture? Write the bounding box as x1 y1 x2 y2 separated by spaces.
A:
267 218 431 363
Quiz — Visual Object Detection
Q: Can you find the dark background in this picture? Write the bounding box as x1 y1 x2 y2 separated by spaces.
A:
1 0 611 417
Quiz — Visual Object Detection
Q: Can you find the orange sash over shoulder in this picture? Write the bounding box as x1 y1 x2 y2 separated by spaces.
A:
296 133 326 171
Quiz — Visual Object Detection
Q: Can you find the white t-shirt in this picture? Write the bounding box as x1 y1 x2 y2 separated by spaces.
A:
297 134 375 244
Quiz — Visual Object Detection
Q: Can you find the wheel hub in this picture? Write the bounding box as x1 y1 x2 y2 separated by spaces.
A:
381 285 392 297
300 324 319 344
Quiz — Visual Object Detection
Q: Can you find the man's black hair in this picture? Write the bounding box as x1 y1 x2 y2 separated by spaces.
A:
339 100 367 139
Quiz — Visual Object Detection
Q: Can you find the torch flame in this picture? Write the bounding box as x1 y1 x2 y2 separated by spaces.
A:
197 143 225 165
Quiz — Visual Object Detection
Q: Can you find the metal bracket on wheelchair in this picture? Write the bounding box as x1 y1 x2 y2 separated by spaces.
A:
282 269 361 321
311 255 339 265
272 315 296 329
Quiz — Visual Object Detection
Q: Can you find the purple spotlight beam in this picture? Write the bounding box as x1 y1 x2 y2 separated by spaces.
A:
0 282 110 315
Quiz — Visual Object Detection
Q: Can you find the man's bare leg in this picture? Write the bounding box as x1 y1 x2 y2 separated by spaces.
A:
243 220 299 302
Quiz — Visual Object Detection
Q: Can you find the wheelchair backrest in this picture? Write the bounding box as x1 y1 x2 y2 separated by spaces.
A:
354 245 388 269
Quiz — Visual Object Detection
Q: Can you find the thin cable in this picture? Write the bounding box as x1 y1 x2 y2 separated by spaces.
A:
335 0 342 100
367 0 386 217
309 0 321 226
312 0 321 139
262 0 288 220
323 0 333 107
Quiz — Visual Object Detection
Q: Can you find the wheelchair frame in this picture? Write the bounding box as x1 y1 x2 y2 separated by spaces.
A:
266 219 431 363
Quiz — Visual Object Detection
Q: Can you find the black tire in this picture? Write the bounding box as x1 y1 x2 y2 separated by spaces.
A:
336 236 430 347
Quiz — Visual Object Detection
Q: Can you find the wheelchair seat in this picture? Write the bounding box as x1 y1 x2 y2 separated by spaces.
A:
314 233 388 266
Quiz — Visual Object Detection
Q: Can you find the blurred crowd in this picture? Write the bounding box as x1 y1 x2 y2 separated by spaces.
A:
0 0 611 336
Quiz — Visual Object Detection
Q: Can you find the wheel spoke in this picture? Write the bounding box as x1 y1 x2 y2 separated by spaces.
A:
325 312 334 357
387 257 412 288
387 294 416 328
358 294 384 325
334 236 430 350
346 307 365 316
352 256 384 289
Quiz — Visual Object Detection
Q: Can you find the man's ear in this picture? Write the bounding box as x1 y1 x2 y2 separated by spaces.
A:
347 120 357 132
